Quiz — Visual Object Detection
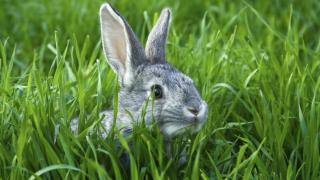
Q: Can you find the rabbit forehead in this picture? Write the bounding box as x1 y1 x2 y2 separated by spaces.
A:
136 64 194 85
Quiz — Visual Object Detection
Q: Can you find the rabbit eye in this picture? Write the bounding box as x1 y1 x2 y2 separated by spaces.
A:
151 84 163 99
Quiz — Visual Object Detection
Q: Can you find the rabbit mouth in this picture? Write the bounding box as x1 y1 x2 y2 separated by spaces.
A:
159 119 205 136
158 102 208 136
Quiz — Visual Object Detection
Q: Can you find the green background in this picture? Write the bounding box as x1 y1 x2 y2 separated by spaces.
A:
0 0 319 179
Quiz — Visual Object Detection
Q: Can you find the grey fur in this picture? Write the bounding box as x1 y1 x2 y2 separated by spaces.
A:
71 3 208 137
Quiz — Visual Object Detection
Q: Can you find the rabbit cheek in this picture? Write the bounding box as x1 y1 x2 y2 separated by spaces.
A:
160 123 186 137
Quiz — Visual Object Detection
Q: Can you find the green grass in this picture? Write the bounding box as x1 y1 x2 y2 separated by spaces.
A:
1 0 320 179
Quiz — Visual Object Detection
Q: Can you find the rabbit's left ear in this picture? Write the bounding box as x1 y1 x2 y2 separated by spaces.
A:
145 8 171 64
100 3 146 86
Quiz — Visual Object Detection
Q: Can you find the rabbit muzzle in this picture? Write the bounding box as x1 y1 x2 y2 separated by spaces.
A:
160 100 208 137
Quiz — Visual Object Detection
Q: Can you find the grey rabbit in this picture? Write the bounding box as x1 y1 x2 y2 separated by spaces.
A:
71 3 208 137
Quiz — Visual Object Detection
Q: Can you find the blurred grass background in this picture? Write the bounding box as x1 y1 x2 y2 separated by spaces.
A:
0 0 320 179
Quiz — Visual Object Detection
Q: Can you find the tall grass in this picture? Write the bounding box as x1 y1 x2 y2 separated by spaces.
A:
0 0 319 179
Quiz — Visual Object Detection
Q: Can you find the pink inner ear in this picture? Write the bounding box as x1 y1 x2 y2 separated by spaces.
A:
112 34 127 67
101 5 128 71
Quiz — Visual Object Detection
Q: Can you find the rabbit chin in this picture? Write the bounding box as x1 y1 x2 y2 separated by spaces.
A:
160 121 205 137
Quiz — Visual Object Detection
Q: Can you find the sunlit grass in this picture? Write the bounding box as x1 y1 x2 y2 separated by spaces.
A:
0 0 319 179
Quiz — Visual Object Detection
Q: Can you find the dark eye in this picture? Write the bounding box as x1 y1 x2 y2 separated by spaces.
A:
151 84 163 99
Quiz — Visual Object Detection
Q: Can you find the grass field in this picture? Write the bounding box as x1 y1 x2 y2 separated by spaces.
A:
1 0 320 179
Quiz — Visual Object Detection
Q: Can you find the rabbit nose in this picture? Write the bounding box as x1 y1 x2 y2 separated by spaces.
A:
187 107 199 116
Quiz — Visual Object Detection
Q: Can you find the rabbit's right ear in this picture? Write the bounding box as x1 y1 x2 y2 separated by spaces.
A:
145 8 171 64
100 3 146 86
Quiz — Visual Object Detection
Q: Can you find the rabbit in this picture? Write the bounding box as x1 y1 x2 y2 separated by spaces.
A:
71 3 208 138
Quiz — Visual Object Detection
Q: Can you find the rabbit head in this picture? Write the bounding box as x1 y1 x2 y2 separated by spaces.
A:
100 4 208 136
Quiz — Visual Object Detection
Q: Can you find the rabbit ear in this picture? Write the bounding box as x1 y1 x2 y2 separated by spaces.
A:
145 8 171 64
100 3 146 86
